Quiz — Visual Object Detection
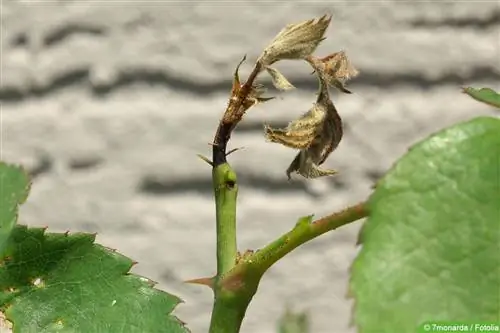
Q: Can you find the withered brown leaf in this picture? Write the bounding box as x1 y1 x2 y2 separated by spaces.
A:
311 51 359 93
265 75 343 179
257 15 332 67
265 66 295 91
264 103 326 150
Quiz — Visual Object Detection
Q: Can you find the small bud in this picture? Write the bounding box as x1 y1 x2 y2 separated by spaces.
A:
229 57 274 116
236 249 255 264
257 14 332 67
265 66 295 90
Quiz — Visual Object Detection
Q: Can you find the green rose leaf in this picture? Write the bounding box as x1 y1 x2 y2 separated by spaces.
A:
350 117 500 332
0 162 30 253
463 87 500 108
0 225 189 333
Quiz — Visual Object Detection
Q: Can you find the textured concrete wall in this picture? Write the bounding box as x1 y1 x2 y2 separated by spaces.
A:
2 1 499 332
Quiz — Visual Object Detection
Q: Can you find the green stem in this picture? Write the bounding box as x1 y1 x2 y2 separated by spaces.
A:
212 163 238 276
208 289 252 333
208 202 368 333
209 163 243 333
208 61 262 333
229 202 368 279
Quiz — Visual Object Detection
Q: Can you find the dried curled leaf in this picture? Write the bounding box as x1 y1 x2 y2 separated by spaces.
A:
310 51 358 93
265 66 295 90
265 78 343 179
286 149 338 179
265 104 326 150
257 15 332 67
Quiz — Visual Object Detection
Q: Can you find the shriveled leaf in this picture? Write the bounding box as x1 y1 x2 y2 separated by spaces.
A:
322 51 358 82
462 87 500 108
258 15 331 66
0 225 189 333
265 76 342 179
0 162 30 253
278 309 309 333
350 117 500 332
308 51 358 94
265 66 295 90
286 150 338 179
264 103 326 150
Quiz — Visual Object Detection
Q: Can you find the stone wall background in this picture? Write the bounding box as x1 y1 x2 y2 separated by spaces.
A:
1 1 499 332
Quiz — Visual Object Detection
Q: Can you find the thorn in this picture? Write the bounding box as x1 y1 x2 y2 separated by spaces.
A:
131 261 139 266
64 230 70 236
184 276 215 290
232 55 247 92
257 96 276 103
226 147 245 156
196 154 213 166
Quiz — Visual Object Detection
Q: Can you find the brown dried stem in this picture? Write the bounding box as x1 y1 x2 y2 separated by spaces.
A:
211 61 263 167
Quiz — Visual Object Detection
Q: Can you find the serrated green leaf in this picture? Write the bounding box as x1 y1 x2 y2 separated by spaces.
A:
0 162 30 253
350 117 500 333
0 225 189 333
463 87 500 108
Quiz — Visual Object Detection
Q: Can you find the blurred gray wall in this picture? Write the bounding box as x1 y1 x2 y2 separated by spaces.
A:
2 1 499 332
